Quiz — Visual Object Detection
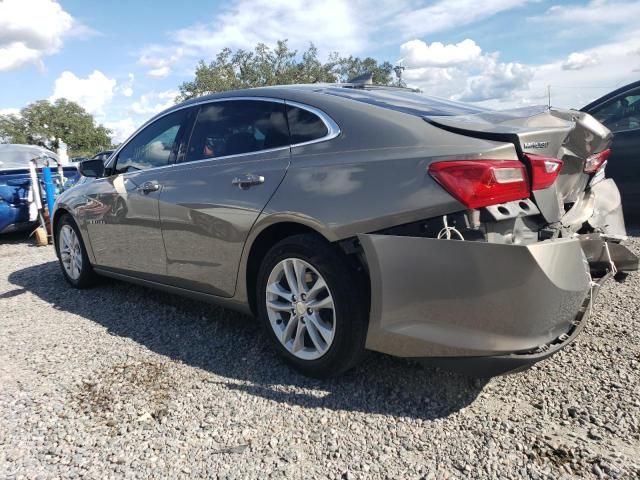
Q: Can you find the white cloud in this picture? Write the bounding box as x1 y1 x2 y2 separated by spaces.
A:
400 39 482 67
137 0 395 76
131 0 540 91
148 66 171 78
401 40 532 104
562 52 600 71
0 0 75 71
117 73 135 97
392 0 532 38
0 107 20 116
456 57 533 102
173 0 363 57
521 33 640 109
420 32 640 110
135 0 534 93
138 46 184 78
129 90 178 116
50 70 117 115
104 117 139 144
537 0 640 25
399 25 640 109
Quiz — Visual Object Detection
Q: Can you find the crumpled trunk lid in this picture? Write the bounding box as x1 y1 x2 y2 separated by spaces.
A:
425 106 613 225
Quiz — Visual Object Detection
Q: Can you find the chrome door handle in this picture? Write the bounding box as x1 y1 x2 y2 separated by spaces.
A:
137 181 161 194
232 174 265 189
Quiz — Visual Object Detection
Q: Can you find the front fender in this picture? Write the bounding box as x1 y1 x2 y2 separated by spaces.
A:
52 186 96 263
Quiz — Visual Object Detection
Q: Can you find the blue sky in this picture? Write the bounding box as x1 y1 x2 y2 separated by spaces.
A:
1 0 639 142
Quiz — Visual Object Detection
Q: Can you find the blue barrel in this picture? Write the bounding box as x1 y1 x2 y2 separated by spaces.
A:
42 166 56 216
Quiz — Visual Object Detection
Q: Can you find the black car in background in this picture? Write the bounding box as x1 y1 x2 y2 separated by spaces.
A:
582 80 640 222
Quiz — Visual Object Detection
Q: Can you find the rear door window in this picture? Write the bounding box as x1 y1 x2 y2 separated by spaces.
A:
185 100 289 162
286 105 329 144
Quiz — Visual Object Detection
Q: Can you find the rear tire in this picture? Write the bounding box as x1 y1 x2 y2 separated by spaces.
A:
256 233 369 378
55 214 97 289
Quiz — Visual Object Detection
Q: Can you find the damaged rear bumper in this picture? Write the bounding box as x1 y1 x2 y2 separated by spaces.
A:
358 233 637 375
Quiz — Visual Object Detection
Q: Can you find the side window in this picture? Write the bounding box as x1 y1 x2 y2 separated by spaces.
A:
114 109 190 174
287 105 329 144
185 100 289 162
591 88 640 132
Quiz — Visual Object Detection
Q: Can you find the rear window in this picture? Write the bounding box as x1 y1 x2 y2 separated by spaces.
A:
322 87 489 117
287 106 328 144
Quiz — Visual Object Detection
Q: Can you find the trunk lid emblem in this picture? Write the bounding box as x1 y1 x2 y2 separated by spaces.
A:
523 141 549 149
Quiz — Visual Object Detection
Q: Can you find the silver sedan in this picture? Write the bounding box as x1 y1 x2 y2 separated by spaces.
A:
53 84 638 377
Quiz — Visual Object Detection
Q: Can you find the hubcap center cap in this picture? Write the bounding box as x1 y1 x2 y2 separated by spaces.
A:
295 301 307 316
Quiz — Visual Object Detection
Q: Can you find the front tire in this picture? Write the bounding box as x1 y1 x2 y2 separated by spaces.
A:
257 234 369 378
55 214 97 288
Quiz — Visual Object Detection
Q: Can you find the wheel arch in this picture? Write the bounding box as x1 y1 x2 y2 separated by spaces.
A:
51 207 71 258
51 205 96 264
244 221 329 316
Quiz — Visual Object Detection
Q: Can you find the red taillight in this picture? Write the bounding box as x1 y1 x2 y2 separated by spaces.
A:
525 153 563 190
584 148 611 173
428 160 529 209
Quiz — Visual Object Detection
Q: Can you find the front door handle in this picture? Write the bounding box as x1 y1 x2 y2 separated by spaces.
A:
137 181 161 194
232 174 265 189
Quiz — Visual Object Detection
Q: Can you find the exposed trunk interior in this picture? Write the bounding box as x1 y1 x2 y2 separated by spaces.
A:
424 106 618 239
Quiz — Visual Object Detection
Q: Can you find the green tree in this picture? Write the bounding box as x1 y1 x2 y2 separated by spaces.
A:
177 40 394 101
0 99 112 158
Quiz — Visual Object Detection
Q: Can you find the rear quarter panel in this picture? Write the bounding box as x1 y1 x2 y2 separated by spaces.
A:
263 95 519 240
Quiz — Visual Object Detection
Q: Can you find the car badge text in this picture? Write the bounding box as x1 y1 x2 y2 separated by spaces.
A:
523 141 549 149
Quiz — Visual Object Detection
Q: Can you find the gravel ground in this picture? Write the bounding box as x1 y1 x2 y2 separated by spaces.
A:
1 231 639 480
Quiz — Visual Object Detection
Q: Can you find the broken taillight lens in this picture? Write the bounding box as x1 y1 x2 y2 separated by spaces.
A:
584 148 611 174
428 160 529 209
525 153 564 190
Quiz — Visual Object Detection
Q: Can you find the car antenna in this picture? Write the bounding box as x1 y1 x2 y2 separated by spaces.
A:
347 72 373 88
394 58 406 88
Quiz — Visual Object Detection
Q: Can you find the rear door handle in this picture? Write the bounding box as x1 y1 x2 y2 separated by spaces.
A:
232 174 265 189
137 181 161 194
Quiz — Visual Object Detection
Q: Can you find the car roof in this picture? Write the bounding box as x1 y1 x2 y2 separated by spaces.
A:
582 79 640 112
0 144 58 170
174 84 490 117
0 143 58 156
0 144 58 160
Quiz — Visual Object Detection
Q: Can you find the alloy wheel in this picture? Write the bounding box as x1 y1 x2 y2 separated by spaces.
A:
59 224 83 280
265 258 336 360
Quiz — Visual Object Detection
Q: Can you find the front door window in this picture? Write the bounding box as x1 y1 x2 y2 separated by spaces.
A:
114 109 190 173
591 88 640 132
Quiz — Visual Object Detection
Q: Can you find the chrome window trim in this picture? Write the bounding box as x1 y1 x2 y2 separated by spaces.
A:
179 145 292 167
105 95 341 172
89 161 176 186
609 126 640 134
285 100 341 147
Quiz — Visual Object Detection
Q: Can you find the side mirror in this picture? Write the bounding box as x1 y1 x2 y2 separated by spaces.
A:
79 159 105 178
